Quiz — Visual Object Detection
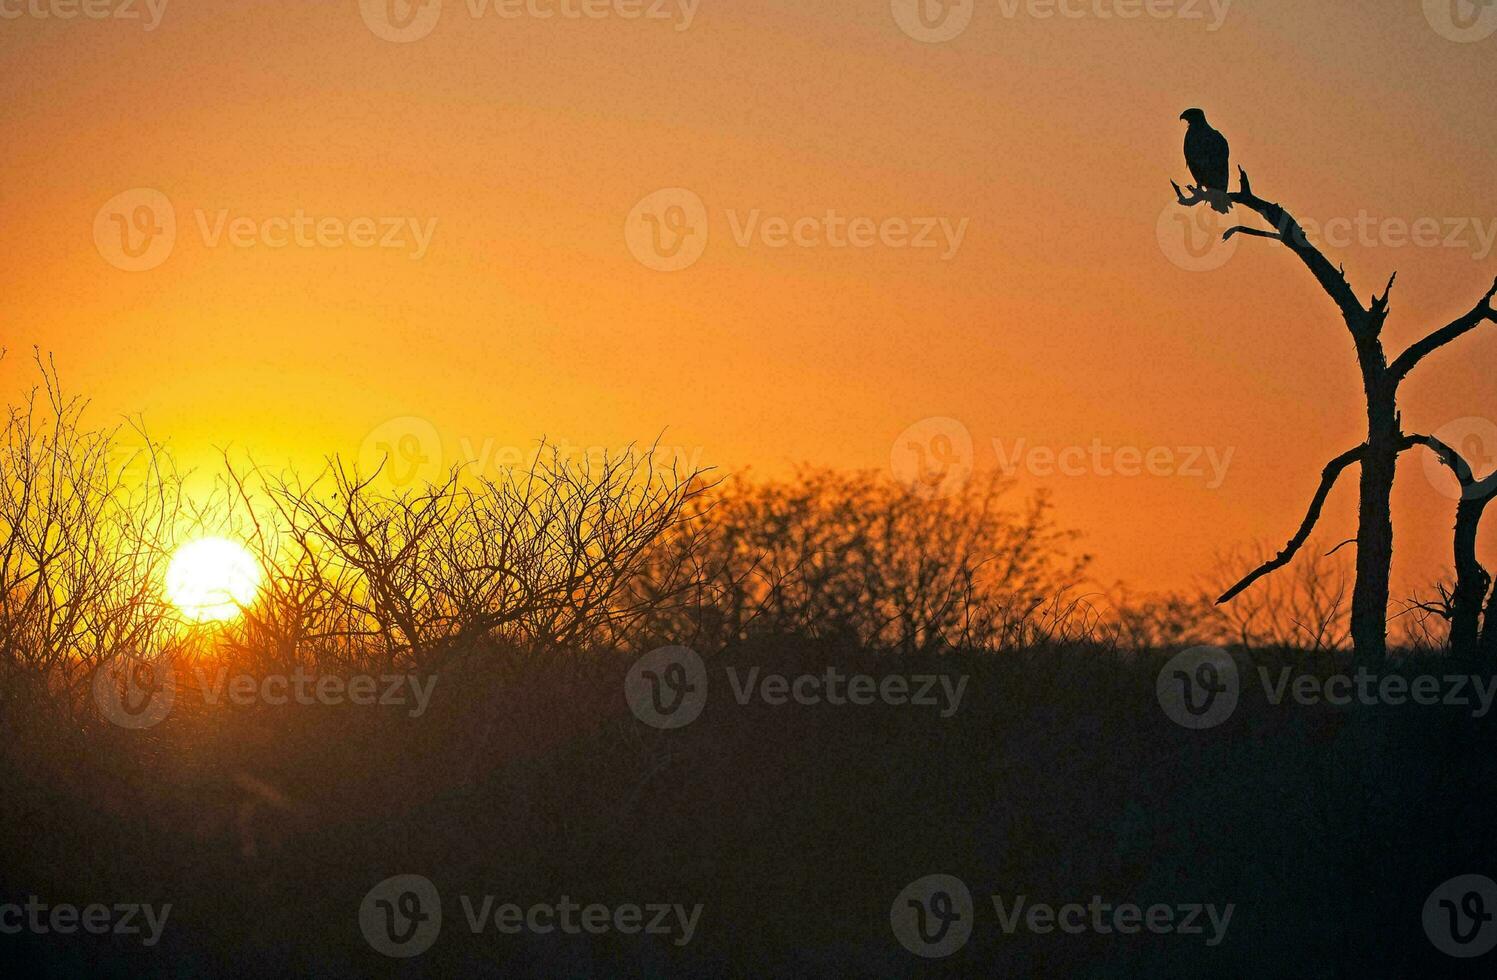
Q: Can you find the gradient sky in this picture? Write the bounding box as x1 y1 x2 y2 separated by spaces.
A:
4 0 1496 596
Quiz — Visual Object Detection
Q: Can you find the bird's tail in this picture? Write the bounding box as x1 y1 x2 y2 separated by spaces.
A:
1209 190 1233 215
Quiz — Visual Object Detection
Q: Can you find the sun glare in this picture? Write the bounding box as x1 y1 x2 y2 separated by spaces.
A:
165 537 262 623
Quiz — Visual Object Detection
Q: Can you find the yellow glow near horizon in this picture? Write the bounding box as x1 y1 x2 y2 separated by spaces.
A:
9 5 1497 596
165 538 262 623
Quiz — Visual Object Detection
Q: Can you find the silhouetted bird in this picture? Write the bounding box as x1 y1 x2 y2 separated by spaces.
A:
1180 108 1232 213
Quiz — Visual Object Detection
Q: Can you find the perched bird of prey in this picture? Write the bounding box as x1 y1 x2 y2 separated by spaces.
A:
1180 108 1232 213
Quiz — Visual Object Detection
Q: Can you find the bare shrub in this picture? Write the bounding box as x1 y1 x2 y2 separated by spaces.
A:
8 347 1472 738
216 445 714 672
0 351 182 721
634 468 1092 653
1207 541 1353 652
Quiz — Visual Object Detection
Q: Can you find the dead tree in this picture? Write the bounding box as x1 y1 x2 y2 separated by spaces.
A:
1173 168 1497 662
1403 434 1497 658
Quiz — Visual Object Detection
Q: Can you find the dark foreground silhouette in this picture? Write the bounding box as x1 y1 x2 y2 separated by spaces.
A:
2 369 1493 976
2 639 1492 977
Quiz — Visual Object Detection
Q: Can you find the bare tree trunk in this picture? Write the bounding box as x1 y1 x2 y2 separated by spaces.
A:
1351 448 1395 663
1482 583 1497 658
1351 389 1399 665
1405 434 1497 658
1446 469 1497 659
1450 493 1492 658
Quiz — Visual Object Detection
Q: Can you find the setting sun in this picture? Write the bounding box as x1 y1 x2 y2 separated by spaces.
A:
165 537 262 623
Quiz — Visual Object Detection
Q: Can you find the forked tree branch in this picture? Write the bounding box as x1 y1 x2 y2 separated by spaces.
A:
1403 432 1497 650
1217 445 1367 604
1388 277 1497 382
1176 167 1372 331
1404 432 1477 486
1403 432 1497 518
1221 432 1497 607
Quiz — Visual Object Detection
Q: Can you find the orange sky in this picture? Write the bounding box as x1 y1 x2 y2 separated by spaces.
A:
3 0 1496 595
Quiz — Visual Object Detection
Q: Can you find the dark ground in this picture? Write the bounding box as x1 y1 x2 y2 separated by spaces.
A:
2 641 1494 978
